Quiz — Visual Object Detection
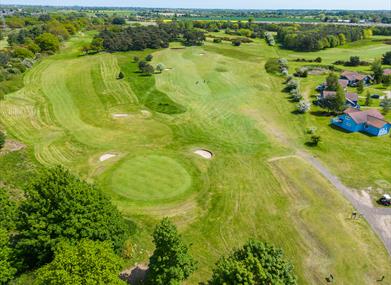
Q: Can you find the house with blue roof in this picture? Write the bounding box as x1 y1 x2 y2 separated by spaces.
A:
331 108 391 136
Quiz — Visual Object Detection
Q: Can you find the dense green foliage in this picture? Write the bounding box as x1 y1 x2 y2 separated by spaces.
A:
34 240 125 285
209 240 297 285
0 131 5 149
382 51 391 65
147 218 197 285
277 25 370 51
97 23 205 52
0 188 17 284
15 166 129 268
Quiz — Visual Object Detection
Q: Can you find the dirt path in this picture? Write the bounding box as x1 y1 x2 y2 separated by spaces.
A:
272 151 391 256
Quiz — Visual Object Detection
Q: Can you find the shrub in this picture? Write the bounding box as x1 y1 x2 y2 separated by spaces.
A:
297 100 311 113
232 40 241 46
213 38 222 43
145 54 153 61
0 131 5 149
118 71 124 79
13 47 34 59
35 33 60 52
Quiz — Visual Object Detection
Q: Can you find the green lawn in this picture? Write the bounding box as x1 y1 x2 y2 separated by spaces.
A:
1 33 391 284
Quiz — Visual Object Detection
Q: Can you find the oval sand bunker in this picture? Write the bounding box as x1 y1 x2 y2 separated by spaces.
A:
194 149 213 159
99 153 117 162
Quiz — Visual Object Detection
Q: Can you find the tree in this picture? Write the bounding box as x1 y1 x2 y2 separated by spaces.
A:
357 80 364 94
381 98 391 115
145 54 153 61
325 73 339 91
334 84 347 112
34 240 125 285
35 33 60 52
209 240 296 285
371 59 383 84
13 47 34 59
140 64 154 76
0 188 17 283
348 56 360 66
0 131 5 149
112 17 126 25
382 75 391 88
156 63 165 73
338 33 346 45
310 134 321 146
232 39 241 46
118 71 124 79
0 229 16 284
90 37 104 53
15 166 129 268
297 100 311 113
133 56 139 62
147 218 196 285
365 91 372 106
382 51 391 65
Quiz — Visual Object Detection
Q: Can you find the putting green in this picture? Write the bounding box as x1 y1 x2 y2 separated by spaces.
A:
108 155 192 202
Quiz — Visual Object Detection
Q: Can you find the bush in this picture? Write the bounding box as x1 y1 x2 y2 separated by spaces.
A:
118 71 124 79
213 38 222 43
35 33 60 52
297 100 311 113
0 131 5 149
13 47 34 59
232 40 241 46
145 54 153 61
112 17 126 25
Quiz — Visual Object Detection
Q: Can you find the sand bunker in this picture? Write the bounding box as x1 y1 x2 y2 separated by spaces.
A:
194 149 213 159
112 113 129 118
99 153 117 162
141 110 151 117
164 68 173 71
199 53 205 56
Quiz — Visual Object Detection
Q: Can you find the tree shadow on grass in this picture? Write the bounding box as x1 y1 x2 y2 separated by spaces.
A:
310 110 335 117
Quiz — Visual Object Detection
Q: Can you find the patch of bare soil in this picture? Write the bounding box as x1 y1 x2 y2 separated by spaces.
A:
0 140 26 155
120 264 148 285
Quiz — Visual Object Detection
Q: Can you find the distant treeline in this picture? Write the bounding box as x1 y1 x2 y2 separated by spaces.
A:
96 22 205 52
276 25 372 51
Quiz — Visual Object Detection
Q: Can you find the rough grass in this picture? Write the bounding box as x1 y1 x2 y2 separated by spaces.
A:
0 33 390 284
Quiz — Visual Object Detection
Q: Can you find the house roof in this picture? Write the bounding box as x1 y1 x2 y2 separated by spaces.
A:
367 115 389 128
338 79 349 88
345 92 358 102
344 108 388 128
341 71 367 81
384 69 391 76
323 90 337 98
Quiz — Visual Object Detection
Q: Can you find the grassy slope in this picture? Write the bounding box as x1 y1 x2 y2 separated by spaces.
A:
0 33 390 284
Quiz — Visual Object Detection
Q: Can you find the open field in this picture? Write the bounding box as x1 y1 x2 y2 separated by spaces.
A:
1 32 391 283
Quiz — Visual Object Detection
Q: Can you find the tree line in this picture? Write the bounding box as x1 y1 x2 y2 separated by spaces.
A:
90 22 206 53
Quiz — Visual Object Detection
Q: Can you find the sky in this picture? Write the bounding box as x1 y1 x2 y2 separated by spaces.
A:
0 0 390 10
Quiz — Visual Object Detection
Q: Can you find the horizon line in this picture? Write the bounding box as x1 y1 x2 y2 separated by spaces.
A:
0 3 389 11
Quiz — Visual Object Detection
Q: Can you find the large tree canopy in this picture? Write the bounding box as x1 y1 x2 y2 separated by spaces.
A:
15 166 129 268
34 239 125 285
209 240 297 285
147 218 196 285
